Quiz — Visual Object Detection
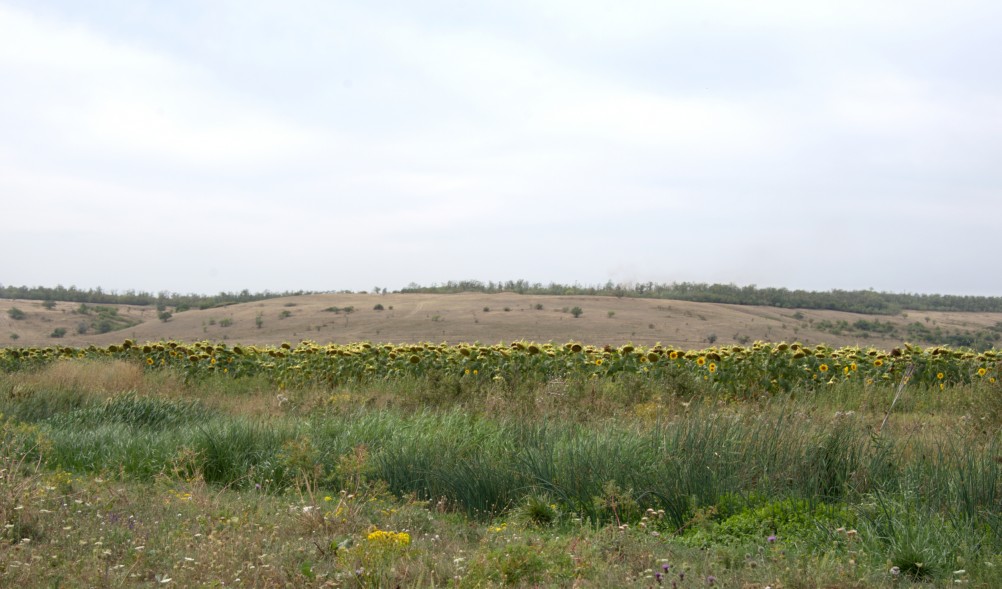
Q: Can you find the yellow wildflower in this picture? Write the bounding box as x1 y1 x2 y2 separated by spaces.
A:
367 529 411 547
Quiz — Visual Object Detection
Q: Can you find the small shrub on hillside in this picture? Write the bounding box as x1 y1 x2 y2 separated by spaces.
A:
570 306 583 318
373 303 384 311
7 307 26 320
41 300 56 310
50 327 67 338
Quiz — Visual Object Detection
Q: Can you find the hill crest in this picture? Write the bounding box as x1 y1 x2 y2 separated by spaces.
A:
3 293 1001 350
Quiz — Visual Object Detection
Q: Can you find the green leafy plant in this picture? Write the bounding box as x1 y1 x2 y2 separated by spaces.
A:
514 494 559 527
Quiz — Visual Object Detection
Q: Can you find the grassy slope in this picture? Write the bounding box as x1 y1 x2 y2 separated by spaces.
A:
3 292 1002 348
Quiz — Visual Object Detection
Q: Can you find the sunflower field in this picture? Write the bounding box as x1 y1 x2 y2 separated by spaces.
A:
2 339 997 396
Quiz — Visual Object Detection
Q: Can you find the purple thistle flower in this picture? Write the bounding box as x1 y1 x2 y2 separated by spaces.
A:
655 572 663 584
707 574 717 586
768 534 777 543
662 563 671 572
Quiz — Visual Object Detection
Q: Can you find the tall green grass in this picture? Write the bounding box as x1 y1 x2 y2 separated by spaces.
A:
16 398 995 540
2 362 999 585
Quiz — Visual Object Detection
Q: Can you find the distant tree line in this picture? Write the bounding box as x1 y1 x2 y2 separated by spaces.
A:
400 280 1002 315
0 284 321 310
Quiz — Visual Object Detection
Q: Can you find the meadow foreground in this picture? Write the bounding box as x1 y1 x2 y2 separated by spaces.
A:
1 340 1000 587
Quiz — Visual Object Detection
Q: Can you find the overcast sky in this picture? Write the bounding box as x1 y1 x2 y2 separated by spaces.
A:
2 1 1000 296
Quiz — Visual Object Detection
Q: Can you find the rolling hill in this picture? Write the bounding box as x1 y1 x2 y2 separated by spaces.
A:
3 292 1001 350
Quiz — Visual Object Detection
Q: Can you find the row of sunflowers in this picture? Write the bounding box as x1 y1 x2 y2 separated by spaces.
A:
2 340 998 395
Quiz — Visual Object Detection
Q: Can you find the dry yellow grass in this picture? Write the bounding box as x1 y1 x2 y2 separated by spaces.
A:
17 358 145 394
2 293 1001 348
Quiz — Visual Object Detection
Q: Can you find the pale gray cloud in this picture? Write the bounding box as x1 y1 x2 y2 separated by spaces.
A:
1 1 1000 296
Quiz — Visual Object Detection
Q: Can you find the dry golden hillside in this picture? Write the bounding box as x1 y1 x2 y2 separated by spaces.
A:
3 293 1001 349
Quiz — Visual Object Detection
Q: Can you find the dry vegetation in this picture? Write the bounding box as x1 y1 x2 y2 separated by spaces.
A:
4 293 1002 349
2 354 1000 587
